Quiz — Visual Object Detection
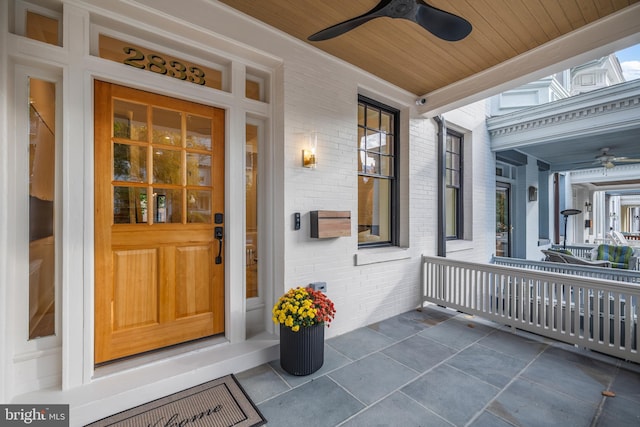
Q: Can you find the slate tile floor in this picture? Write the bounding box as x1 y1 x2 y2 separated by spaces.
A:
236 305 640 427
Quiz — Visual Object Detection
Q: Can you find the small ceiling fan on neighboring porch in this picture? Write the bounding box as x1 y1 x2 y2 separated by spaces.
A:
308 0 472 42
593 147 640 169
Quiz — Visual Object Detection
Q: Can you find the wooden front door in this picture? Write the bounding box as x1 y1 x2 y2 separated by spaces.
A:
94 81 225 364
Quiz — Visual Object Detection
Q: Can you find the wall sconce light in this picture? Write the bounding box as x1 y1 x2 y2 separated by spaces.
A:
528 186 537 202
585 201 592 213
302 132 318 169
303 150 317 168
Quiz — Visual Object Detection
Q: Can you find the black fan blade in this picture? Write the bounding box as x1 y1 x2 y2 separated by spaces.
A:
308 0 472 42
415 1 472 41
308 15 380 41
308 0 393 41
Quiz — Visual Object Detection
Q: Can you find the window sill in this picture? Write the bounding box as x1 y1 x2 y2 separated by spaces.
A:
355 246 411 266
446 239 474 253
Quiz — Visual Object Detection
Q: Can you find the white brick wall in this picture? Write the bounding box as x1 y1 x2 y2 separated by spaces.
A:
276 49 494 337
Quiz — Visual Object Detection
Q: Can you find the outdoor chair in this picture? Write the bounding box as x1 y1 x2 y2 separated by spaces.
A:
541 249 611 268
593 244 637 269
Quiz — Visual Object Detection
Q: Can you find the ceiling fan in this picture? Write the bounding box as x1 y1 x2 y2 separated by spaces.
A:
308 0 472 42
593 147 640 169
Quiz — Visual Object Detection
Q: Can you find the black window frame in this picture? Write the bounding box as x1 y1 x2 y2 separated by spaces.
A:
445 129 463 240
357 95 400 248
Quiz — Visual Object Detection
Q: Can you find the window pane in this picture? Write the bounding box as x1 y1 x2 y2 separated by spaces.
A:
380 134 393 156
152 107 182 146
114 143 147 182
363 152 379 174
451 170 460 187
187 190 211 223
246 79 261 101
153 189 182 223
153 149 182 184
366 130 381 151
358 177 391 243
113 186 148 224
451 153 459 170
380 112 392 133
114 100 147 141
366 107 380 128
26 11 59 46
379 155 392 177
358 103 365 127
446 187 458 237
186 114 212 150
29 78 56 339
358 127 366 150
246 124 259 299
357 150 366 173
186 153 211 186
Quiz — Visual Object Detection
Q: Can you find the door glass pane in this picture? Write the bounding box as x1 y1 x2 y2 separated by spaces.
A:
114 186 147 224
153 149 182 184
187 190 211 223
114 100 147 141
186 114 212 150
153 188 182 223
186 153 211 186
29 78 56 339
152 107 182 146
246 124 259 298
114 143 147 182
496 186 510 257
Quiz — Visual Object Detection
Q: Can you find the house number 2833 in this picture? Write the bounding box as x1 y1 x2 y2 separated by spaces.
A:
122 47 206 85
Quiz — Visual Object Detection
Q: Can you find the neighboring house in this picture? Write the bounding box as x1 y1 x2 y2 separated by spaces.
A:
488 56 640 260
0 1 637 425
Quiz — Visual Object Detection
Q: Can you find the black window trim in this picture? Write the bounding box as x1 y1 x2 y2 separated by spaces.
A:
445 128 463 240
357 95 400 248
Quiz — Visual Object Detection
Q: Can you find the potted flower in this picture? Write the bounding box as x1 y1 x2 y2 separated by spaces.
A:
272 286 336 375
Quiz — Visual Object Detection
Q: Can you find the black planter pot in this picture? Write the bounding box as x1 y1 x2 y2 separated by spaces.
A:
279 322 324 376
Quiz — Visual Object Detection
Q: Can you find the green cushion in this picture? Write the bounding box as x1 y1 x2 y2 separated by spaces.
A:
596 245 634 269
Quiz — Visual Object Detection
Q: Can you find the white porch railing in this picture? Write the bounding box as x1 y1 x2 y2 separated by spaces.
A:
422 256 639 363
492 256 640 284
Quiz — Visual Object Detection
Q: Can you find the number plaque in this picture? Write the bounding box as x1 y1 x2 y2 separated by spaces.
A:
98 34 222 90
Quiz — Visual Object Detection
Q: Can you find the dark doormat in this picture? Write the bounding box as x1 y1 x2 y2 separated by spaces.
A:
86 374 266 427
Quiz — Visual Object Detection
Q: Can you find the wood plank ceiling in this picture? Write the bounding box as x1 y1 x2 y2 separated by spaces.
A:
219 0 639 96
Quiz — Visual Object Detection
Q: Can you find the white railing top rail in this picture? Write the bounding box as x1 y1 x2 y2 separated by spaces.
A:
428 256 640 291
